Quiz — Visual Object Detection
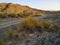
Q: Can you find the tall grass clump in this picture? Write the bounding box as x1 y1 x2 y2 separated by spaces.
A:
18 17 58 33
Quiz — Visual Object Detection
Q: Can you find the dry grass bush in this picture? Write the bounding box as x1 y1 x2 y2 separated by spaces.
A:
18 17 58 33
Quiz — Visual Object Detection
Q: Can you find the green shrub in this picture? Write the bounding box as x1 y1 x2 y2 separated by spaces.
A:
0 13 8 18
0 39 4 45
18 13 25 17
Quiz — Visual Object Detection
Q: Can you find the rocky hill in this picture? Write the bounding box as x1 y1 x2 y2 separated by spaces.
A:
0 3 45 16
0 3 60 17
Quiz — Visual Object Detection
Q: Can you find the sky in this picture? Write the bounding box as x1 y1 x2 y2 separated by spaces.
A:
0 0 60 11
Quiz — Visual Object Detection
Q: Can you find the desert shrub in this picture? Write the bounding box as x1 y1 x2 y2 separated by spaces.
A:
12 31 19 40
8 13 18 18
0 13 8 18
6 28 19 41
17 13 30 18
6 28 13 41
0 38 4 45
43 22 58 32
18 17 58 33
17 13 25 17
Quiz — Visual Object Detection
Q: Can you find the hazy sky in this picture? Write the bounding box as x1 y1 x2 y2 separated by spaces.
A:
0 0 60 11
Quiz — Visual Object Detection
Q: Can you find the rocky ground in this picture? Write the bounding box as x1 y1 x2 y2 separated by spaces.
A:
6 30 60 45
0 16 60 45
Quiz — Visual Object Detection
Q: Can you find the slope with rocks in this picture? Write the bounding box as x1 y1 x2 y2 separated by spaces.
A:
0 3 45 16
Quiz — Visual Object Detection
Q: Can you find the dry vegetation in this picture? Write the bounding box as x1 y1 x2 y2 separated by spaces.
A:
0 17 59 45
0 3 60 45
0 12 29 18
18 17 58 32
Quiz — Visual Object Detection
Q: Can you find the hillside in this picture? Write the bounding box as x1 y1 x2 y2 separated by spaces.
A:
0 3 60 17
0 3 45 16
